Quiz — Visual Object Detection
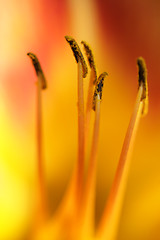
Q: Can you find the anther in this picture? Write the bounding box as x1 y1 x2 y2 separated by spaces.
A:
27 52 47 89
93 72 108 111
81 41 97 84
137 57 148 115
65 36 88 78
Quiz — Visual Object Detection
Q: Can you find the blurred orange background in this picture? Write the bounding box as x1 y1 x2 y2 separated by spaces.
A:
0 0 160 239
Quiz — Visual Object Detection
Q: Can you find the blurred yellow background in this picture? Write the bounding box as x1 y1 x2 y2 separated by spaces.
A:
0 0 160 239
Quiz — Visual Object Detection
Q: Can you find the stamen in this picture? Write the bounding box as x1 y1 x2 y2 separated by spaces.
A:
65 36 88 78
137 57 148 116
65 36 88 211
27 53 47 224
81 41 97 143
97 59 148 240
80 73 107 238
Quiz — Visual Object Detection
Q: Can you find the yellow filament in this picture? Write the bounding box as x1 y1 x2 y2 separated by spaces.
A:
80 94 101 239
76 60 85 210
85 69 96 143
36 77 47 225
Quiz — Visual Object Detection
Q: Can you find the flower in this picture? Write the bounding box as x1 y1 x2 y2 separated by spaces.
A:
0 1 159 240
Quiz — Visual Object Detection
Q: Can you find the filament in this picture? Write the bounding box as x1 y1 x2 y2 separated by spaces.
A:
97 85 144 240
27 52 47 225
80 93 101 239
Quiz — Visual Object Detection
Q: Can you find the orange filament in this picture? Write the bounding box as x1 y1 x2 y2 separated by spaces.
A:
97 85 144 240
27 53 47 228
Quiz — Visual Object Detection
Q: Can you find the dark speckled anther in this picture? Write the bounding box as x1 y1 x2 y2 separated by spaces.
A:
65 36 88 78
81 41 97 84
93 72 108 111
27 52 47 90
137 57 148 101
137 57 148 115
